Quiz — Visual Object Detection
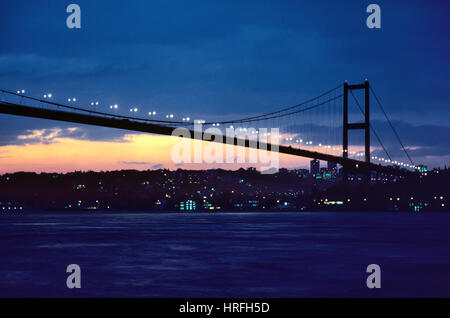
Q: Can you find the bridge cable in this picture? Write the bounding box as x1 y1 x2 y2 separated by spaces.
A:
349 90 392 162
218 83 343 125
1 85 342 128
369 86 414 166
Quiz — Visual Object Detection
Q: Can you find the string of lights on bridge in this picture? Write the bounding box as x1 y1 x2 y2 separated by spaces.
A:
7 86 421 172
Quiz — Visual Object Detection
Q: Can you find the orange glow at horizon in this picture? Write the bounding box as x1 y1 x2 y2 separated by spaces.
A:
0 129 373 174
0 133 312 173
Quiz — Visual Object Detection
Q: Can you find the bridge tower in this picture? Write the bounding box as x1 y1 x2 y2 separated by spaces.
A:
343 80 370 180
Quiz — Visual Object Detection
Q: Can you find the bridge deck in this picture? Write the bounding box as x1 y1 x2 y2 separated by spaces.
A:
0 101 410 176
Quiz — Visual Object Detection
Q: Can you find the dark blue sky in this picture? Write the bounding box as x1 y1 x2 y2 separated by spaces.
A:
0 0 449 168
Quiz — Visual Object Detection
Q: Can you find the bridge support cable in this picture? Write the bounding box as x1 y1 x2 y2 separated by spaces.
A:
349 90 392 162
370 86 414 166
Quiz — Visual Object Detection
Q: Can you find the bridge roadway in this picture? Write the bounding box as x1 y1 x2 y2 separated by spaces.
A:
0 101 410 176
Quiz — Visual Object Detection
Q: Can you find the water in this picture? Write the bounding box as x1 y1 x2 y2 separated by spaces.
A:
0 211 449 297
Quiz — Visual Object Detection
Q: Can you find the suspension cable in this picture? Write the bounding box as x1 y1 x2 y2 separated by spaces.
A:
369 86 414 165
349 90 392 161
1 84 343 127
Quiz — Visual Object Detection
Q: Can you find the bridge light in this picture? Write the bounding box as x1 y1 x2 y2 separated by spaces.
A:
91 102 95 106
22 90 25 93
96 102 99 106
170 114 173 118
152 111 156 115
186 117 190 121
73 98 77 102
134 108 138 112
68 98 72 102
48 94 52 98
17 90 20 94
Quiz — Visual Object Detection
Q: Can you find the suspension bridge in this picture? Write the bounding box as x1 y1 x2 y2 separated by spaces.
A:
0 81 418 177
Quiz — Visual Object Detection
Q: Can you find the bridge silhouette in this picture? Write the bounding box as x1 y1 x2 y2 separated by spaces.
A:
0 81 417 177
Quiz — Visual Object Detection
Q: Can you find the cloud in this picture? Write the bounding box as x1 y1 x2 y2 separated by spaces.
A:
0 115 133 146
0 54 143 80
16 127 82 145
152 163 164 169
121 161 150 165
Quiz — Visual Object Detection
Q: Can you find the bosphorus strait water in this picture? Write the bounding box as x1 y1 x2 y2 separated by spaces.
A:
1 211 449 297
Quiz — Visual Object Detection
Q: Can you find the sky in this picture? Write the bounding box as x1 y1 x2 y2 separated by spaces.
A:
0 0 449 173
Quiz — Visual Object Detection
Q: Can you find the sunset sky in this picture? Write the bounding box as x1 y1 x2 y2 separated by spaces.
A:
1 0 449 173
